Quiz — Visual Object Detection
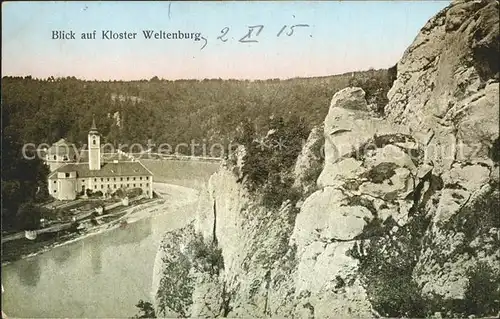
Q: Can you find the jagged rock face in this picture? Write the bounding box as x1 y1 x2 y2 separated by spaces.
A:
318 87 412 188
154 167 300 317
293 125 324 194
152 1 499 317
288 87 426 318
385 0 499 175
383 0 500 302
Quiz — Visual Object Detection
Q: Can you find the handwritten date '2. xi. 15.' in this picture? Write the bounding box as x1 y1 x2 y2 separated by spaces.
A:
200 24 311 50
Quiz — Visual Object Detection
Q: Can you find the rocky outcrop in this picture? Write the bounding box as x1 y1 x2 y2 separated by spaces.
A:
383 0 500 303
152 1 499 317
153 162 299 317
385 0 499 175
293 125 324 195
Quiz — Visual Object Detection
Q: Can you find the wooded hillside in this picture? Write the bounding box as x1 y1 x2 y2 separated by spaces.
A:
2 68 395 152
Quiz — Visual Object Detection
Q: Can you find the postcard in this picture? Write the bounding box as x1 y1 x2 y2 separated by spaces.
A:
2 1 499 318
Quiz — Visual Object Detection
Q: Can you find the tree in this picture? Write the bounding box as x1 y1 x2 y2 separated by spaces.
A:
2 108 50 231
86 188 93 197
16 202 42 230
113 188 126 198
126 187 143 198
240 115 308 208
92 190 104 198
464 262 500 316
134 300 156 318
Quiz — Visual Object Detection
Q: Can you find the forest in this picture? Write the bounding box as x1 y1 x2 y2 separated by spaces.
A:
1 66 396 231
2 68 395 150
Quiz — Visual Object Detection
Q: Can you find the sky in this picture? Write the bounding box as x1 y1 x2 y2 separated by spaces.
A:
2 1 451 81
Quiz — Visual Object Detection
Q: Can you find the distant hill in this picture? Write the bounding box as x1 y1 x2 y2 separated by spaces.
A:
1 68 396 154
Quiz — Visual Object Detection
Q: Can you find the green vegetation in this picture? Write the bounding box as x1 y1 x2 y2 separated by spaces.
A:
154 230 224 317
187 233 224 276
133 300 156 318
347 67 395 114
489 138 500 163
127 187 143 198
236 116 308 209
360 162 398 184
296 126 325 196
2 70 393 152
15 203 47 231
156 247 194 317
92 190 104 198
348 177 500 318
463 261 500 316
112 188 127 199
419 262 500 318
2 109 50 231
447 182 499 255
348 219 428 318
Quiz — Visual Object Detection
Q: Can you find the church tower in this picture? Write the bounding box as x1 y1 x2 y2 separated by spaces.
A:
88 116 101 170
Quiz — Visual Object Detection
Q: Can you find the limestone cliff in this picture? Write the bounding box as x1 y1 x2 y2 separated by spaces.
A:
152 1 499 318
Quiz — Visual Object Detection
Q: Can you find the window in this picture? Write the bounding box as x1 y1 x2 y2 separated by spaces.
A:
93 138 96 145
114 177 116 181
53 155 57 160
101 178 103 182
53 180 56 184
107 178 110 181
82 180 85 183
101 185 104 189
133 184 136 187
114 184 117 188
63 156 68 161
94 185 97 189
140 183 142 187
65 173 70 178
94 178 97 182
127 177 129 181
120 177 123 181
140 177 142 180
54 189 57 193
133 177 136 181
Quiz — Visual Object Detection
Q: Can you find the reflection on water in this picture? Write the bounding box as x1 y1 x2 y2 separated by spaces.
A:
91 241 102 275
2 188 199 318
52 248 72 265
15 258 41 287
105 218 152 247
141 159 219 189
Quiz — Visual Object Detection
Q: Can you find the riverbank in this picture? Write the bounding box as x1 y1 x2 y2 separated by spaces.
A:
1 183 199 266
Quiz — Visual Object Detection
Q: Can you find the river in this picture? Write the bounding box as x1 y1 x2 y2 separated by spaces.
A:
1 160 219 318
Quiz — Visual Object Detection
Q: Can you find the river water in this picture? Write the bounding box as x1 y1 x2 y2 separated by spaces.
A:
1 160 219 318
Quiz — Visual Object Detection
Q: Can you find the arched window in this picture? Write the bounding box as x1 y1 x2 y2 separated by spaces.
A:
93 138 96 145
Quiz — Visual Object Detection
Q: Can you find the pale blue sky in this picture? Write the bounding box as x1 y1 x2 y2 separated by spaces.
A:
2 1 450 80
